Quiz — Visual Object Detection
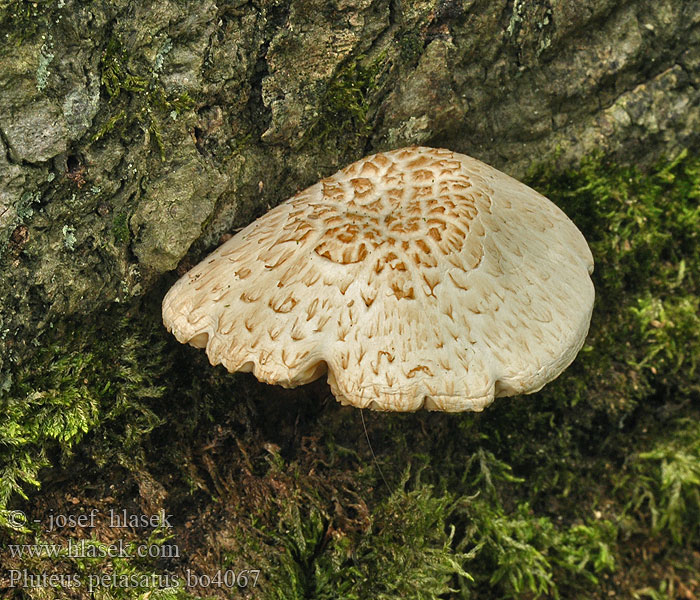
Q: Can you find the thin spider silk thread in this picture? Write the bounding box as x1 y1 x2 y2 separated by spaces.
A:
360 408 392 494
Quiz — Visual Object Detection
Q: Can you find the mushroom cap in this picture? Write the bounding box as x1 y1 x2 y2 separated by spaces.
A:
163 146 594 412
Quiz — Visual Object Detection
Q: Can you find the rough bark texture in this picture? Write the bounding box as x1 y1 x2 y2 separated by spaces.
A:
1 0 699 374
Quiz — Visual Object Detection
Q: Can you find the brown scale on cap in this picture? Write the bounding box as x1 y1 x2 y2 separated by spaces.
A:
163 146 594 412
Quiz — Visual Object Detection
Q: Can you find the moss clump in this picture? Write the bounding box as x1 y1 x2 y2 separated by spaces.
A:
305 54 387 146
99 36 150 98
93 35 195 158
527 150 700 416
397 30 424 64
464 500 616 598
0 316 166 528
621 418 700 546
211 451 471 600
263 475 472 600
0 0 57 44
349 150 700 597
112 211 131 245
627 294 699 392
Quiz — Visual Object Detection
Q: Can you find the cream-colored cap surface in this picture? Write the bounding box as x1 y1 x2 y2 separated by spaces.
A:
163 146 594 412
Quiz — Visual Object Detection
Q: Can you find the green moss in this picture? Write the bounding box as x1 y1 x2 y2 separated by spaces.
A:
323 481 471 600
464 500 616 598
526 150 700 415
628 293 699 384
92 35 196 158
305 53 386 146
340 150 700 596
621 418 700 545
92 109 128 143
253 468 472 600
112 211 131 245
0 0 57 44
0 316 166 528
397 30 423 63
100 36 149 98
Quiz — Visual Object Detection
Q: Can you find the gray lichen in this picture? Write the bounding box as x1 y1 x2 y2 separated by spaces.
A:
35 35 54 92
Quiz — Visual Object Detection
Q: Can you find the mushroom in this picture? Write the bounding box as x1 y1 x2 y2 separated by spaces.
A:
163 146 594 412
